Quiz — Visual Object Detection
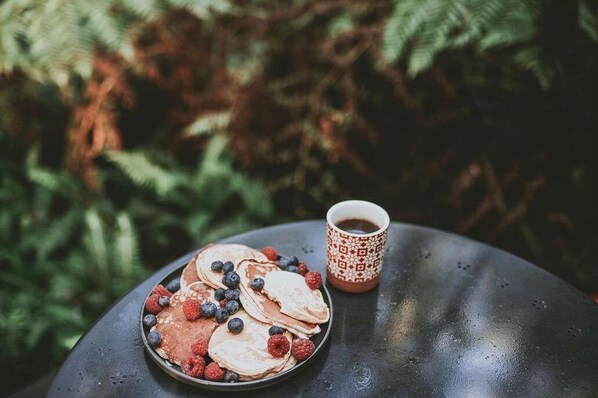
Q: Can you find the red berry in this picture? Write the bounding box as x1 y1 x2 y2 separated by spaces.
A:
183 298 201 321
219 299 228 308
304 271 322 289
204 362 224 381
145 294 162 315
261 247 278 261
297 262 309 276
291 338 315 361
591 294 598 305
191 338 209 356
153 284 172 298
267 334 290 358
181 356 205 377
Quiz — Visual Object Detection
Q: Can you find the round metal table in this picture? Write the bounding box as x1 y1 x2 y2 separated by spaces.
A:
48 221 598 397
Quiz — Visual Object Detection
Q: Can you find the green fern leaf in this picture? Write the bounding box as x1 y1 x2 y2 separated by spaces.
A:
35 209 83 261
114 212 139 277
84 208 110 284
579 0 598 43
185 111 230 137
381 0 439 63
513 47 555 90
105 150 183 196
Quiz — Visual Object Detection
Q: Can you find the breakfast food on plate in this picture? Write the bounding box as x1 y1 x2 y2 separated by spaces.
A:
208 311 296 381
180 255 200 290
143 243 329 384
195 244 267 290
261 267 329 324
150 282 219 365
237 260 322 337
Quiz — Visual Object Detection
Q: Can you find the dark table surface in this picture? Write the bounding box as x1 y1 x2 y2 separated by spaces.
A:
48 221 598 397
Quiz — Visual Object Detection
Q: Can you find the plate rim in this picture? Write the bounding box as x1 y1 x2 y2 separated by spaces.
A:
139 255 334 391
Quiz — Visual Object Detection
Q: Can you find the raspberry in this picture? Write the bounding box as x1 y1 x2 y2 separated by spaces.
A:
183 298 201 321
219 299 228 308
145 294 162 315
204 362 224 381
267 334 290 358
191 338 208 356
291 338 315 361
153 284 172 298
181 356 205 377
297 262 309 276
261 247 278 261
304 271 322 289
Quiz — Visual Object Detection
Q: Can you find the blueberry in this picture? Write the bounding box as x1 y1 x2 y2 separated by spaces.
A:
222 261 235 274
158 296 170 308
214 288 226 301
225 300 239 315
165 279 180 293
251 277 265 291
268 325 284 335
278 255 298 269
148 330 161 347
225 288 240 301
215 308 229 324
277 257 290 269
223 370 239 383
228 317 244 334
223 271 240 289
286 265 299 274
201 302 217 318
143 314 157 327
211 260 224 272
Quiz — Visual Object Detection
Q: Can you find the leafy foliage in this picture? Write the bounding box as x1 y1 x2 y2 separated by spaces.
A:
0 149 141 359
381 0 555 87
0 132 272 384
0 0 232 83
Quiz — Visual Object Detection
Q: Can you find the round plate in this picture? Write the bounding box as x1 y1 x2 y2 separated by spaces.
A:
139 255 333 391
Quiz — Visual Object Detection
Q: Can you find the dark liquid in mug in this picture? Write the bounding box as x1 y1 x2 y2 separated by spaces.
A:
335 218 380 234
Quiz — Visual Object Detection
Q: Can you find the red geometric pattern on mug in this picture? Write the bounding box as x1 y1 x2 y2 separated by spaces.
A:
326 224 387 283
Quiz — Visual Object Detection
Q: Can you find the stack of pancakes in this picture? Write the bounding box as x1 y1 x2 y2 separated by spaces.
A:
151 243 330 381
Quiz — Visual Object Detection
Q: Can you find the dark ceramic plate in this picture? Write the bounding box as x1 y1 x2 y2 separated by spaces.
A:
139 256 333 391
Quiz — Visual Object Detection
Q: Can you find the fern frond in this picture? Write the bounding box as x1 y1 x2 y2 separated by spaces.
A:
165 0 233 19
381 0 438 63
121 0 161 18
579 0 598 43
0 0 233 83
35 209 83 261
185 111 230 137
513 47 555 90
382 0 553 88
114 212 139 277
84 208 109 283
105 150 183 196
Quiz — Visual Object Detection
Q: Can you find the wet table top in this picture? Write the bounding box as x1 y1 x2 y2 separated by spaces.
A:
48 221 598 397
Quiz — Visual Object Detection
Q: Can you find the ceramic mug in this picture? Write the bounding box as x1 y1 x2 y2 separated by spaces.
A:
326 200 390 293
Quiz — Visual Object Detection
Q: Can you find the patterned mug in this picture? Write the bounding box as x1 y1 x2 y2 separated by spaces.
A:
326 200 390 293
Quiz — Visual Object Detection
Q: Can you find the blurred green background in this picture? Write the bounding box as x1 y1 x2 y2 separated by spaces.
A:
0 0 596 393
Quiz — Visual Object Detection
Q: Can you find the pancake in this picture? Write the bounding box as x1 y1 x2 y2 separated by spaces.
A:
239 348 297 381
237 260 321 337
180 255 200 290
258 353 297 380
196 244 267 289
237 287 271 324
208 311 294 380
152 282 219 365
262 269 329 324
